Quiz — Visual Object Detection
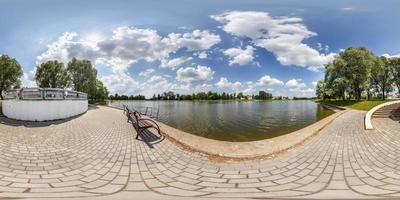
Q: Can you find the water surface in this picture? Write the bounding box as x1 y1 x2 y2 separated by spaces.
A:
110 100 334 142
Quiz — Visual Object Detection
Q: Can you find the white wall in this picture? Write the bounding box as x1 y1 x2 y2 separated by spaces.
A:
2 100 88 121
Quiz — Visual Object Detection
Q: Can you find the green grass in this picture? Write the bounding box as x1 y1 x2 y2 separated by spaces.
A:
315 99 392 111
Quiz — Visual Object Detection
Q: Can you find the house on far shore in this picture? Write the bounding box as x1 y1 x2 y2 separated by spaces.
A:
239 95 253 100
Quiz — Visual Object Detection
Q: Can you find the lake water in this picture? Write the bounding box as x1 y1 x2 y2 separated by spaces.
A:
110 100 334 142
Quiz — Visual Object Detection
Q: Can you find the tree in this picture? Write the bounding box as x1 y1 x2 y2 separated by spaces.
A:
67 58 97 98
316 80 326 99
389 57 400 97
372 56 393 100
340 47 375 100
93 80 109 101
237 92 244 99
321 46 375 100
35 60 70 88
0 55 23 99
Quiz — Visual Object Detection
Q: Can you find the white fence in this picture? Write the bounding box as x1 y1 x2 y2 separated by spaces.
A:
1 88 88 121
2 88 87 100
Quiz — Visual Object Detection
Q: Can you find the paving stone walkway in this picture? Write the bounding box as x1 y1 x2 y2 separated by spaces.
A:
0 106 400 199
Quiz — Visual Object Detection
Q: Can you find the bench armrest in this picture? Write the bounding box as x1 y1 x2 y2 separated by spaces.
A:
138 118 161 132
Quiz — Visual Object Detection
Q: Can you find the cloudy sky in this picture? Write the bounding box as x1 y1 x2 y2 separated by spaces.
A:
1 0 400 97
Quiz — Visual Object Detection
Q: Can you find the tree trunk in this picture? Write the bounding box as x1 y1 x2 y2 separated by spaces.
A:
0 89 3 100
382 85 385 100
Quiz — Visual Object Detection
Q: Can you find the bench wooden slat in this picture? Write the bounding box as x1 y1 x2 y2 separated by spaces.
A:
125 108 161 139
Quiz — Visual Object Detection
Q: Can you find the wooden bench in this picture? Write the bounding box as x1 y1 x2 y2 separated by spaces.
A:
124 106 161 139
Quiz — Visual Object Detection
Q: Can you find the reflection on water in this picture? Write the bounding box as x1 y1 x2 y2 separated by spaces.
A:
110 100 334 142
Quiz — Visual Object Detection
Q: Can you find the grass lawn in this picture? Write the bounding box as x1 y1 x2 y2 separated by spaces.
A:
315 99 392 111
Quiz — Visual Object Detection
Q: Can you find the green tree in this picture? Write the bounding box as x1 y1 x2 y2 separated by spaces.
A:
322 46 375 100
372 56 393 100
389 57 400 97
340 47 375 100
0 55 23 99
35 60 70 88
67 58 97 98
93 80 109 101
237 92 244 99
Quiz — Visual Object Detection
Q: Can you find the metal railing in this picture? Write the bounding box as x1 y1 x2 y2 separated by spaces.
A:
123 104 159 119
2 88 87 100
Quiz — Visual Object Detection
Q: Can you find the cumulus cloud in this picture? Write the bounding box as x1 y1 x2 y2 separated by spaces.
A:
101 72 140 95
167 30 221 51
21 69 37 87
286 79 306 89
243 81 256 95
223 45 255 66
215 77 242 90
382 53 400 58
212 11 335 71
197 83 213 92
36 27 220 94
160 57 193 69
285 79 314 95
176 65 214 83
139 69 155 77
198 51 208 59
257 75 284 86
311 81 318 86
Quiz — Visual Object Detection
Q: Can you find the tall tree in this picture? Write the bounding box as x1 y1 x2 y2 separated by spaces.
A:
35 60 70 88
340 47 375 100
0 55 23 99
389 57 400 97
67 58 97 98
372 56 393 100
93 79 109 101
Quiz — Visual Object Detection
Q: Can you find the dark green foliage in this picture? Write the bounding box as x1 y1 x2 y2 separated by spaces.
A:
317 46 398 100
0 55 23 99
35 60 70 88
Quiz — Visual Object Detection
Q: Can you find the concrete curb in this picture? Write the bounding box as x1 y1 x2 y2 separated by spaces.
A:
365 100 400 130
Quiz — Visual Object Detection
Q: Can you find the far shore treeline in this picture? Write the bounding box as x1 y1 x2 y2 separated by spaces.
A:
109 90 277 101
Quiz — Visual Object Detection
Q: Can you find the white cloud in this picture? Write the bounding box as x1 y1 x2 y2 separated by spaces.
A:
35 27 220 94
197 83 213 92
286 79 306 89
21 69 37 88
285 78 314 95
257 75 284 86
317 43 329 52
215 77 242 90
382 53 400 58
198 51 208 59
160 57 193 69
100 72 139 95
139 69 155 77
167 30 221 51
311 81 318 86
176 65 214 83
342 7 354 11
223 45 255 66
212 11 336 71
243 81 256 95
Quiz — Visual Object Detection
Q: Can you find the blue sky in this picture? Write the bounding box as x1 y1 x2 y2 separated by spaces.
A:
1 0 400 97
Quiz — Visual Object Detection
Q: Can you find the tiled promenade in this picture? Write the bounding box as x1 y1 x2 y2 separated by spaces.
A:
0 106 400 199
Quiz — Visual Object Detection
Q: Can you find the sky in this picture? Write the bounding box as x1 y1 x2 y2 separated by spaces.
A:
1 0 400 98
